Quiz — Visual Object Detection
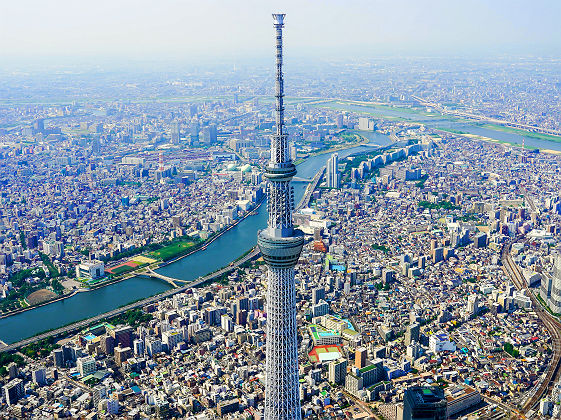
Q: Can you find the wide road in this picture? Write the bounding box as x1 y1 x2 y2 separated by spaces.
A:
501 242 561 413
295 167 325 210
0 248 260 353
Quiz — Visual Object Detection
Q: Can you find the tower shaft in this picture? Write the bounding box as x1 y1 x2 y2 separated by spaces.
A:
258 13 303 420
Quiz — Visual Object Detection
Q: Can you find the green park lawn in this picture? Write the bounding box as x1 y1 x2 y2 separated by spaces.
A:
149 240 196 261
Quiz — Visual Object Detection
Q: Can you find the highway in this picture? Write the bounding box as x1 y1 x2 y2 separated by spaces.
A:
0 247 260 353
501 242 561 413
295 167 325 210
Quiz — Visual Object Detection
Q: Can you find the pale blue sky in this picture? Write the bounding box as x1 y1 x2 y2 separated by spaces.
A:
1 0 560 62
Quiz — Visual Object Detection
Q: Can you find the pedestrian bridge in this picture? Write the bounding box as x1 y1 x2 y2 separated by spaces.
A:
144 268 190 288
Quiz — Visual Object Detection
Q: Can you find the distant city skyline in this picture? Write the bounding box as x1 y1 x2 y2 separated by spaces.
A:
1 0 561 65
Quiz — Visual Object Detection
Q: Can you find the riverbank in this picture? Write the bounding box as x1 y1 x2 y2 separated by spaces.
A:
435 129 561 156
475 123 561 144
295 136 370 166
156 196 265 270
0 197 266 321
0 289 80 320
93 196 266 286
0 136 393 344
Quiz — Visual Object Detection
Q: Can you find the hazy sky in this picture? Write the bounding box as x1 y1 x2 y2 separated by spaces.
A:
1 0 560 64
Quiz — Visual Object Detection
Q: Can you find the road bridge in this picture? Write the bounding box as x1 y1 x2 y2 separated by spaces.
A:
412 95 561 137
296 167 325 210
292 176 312 182
0 247 260 353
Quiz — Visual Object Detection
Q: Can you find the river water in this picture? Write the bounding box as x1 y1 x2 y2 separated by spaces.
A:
320 102 561 152
0 133 391 344
4 107 558 343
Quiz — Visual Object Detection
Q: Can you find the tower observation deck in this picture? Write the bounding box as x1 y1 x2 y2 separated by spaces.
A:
257 13 304 420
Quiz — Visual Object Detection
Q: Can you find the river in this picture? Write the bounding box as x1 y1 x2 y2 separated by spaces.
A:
0 133 391 344
2 104 556 344
318 102 561 152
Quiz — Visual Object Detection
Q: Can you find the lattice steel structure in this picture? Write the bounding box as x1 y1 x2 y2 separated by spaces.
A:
257 13 304 420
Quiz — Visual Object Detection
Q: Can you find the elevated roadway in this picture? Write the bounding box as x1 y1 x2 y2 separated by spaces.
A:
295 167 325 211
412 95 561 137
0 247 260 353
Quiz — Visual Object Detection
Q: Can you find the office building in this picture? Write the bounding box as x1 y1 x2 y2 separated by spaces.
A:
170 121 180 144
77 356 96 377
162 329 183 352
202 124 217 144
75 260 104 280
2 378 25 406
110 326 133 348
133 339 145 356
114 347 133 366
355 347 367 369
549 253 561 313
53 348 64 367
405 323 420 346
32 368 46 386
403 386 447 420
100 335 115 355
146 338 162 357
358 117 375 131
312 286 325 305
7 362 17 380
328 359 348 385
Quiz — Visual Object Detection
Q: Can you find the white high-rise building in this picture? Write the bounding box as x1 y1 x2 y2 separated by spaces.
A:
221 314 234 332
133 339 145 356
549 254 561 313
162 330 183 352
326 153 340 188
76 356 96 377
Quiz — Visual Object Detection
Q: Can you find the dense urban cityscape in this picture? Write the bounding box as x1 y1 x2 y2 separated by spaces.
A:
2 3 561 420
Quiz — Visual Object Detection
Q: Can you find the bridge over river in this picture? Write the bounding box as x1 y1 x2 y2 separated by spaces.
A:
0 248 260 353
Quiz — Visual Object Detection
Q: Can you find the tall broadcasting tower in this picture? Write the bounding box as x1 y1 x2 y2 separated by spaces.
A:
257 13 304 420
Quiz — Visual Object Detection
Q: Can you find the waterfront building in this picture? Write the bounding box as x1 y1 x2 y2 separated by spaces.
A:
326 153 340 188
75 260 104 280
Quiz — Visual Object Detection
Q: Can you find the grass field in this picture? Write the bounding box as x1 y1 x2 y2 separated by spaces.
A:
149 240 196 261
108 264 138 275
477 123 561 143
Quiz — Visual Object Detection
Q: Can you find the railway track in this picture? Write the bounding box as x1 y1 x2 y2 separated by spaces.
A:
501 242 561 413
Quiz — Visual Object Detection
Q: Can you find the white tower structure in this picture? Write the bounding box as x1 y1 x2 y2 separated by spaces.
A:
257 13 304 420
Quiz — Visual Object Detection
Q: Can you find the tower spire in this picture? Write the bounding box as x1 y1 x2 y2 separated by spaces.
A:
258 13 304 420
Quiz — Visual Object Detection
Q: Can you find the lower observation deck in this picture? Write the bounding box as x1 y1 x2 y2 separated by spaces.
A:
257 229 304 268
